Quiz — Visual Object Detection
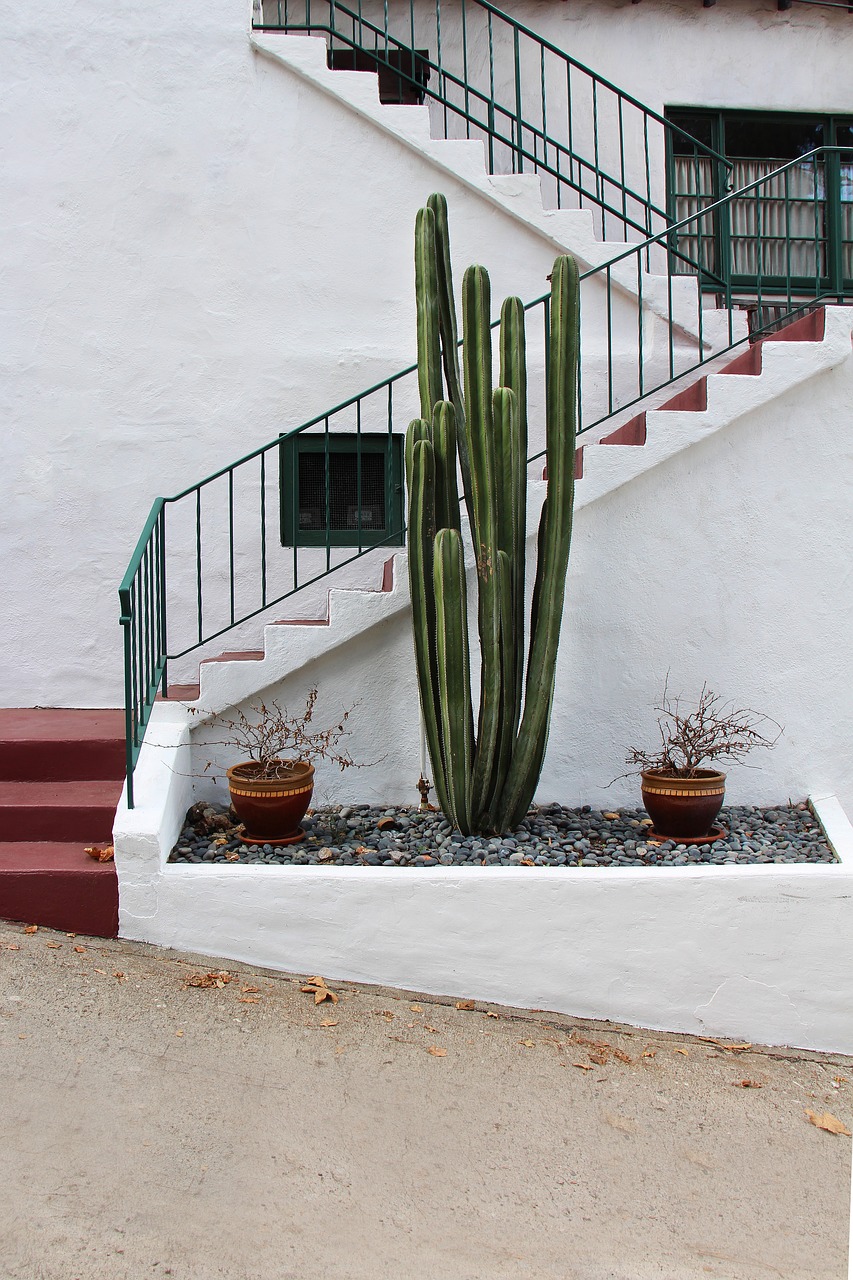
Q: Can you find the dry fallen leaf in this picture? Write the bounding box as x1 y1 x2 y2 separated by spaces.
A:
805 1109 851 1135
45 942 61 949
486 1011 499 1019
239 996 260 1004
732 1079 763 1088
224 851 240 862
700 1038 752 1053
113 971 127 982
520 1039 536 1049
427 1045 447 1057
175 1030 184 1037
319 1019 339 1028
74 946 86 954
241 985 260 994
84 845 114 862
6 943 20 951
674 1048 689 1056
94 968 107 975
455 1000 476 1011
589 1051 608 1066
573 1062 594 1071
410 1004 424 1013
301 977 339 1006
184 971 232 989
23 925 38 935
642 1049 657 1059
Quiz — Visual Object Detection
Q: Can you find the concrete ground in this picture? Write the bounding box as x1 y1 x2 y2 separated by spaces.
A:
0 918 850 1280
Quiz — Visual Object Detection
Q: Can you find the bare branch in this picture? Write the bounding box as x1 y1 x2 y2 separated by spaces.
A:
626 683 782 778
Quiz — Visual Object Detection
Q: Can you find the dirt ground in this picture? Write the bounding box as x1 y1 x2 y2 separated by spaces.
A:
0 917 850 1280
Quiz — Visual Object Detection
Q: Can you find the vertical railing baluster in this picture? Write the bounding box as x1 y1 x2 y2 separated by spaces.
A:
356 399 363 552
195 487 203 645
228 468 235 627
513 29 522 174
566 63 574 192
637 258 644 399
605 265 613 415
487 13 495 172
324 416 331 573
540 46 547 177
461 0 470 139
591 80 602 237
260 450 268 609
158 506 167 696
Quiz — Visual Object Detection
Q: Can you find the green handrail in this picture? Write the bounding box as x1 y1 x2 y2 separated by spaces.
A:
120 146 851 806
254 0 732 251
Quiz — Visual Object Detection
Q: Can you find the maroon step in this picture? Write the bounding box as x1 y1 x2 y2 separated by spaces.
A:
0 709 124 782
0 842 118 937
162 683 200 701
720 344 763 376
600 416 647 447
0 779 122 843
763 307 825 343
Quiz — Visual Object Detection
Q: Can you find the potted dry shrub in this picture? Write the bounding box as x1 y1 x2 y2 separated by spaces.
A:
212 689 356 846
627 683 781 841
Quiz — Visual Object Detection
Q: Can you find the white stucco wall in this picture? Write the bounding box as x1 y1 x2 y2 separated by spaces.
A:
4 0 851 708
170 307 853 819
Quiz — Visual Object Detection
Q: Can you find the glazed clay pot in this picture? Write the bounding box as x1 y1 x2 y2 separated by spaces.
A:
226 759 314 845
640 768 725 839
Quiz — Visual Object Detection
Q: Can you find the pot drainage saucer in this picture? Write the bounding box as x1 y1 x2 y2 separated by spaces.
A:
646 825 727 846
241 828 306 847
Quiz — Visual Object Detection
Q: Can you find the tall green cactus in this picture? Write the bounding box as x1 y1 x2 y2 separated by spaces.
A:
406 195 579 834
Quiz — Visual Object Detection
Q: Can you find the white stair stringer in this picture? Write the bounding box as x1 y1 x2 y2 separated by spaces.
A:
191 556 412 716
578 307 853 505
172 306 852 729
250 29 734 352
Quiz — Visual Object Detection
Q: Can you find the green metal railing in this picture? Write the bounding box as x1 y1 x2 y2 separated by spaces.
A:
120 148 850 806
254 0 732 249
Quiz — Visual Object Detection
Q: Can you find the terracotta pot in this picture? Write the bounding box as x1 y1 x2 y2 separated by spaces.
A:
226 759 315 845
640 768 725 840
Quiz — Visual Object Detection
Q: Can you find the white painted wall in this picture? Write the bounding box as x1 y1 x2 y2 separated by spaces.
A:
115 774 853 1054
172 307 853 819
0 0 581 704
4 0 850 707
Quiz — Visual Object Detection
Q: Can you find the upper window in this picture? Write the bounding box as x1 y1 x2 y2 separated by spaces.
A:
666 108 853 297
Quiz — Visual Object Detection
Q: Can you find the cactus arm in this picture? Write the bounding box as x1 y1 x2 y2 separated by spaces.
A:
496 254 579 831
461 265 503 824
431 401 461 534
406 429 452 818
498 297 528 734
433 528 474 834
426 193 472 517
415 206 444 421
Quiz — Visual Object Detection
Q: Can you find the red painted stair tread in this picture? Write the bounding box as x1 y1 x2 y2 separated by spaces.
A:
0 842 118 937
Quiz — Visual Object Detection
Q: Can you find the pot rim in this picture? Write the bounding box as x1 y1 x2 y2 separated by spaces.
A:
227 759 315 786
640 767 726 784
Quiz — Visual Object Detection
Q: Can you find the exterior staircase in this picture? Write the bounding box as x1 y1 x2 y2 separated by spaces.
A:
0 710 123 937
175 304 839 719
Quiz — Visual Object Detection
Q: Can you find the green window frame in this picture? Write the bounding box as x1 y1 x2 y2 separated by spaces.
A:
665 107 853 299
279 432 405 549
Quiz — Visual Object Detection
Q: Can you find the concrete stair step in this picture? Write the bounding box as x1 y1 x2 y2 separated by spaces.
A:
0 841 118 937
0 709 125 782
0 779 123 843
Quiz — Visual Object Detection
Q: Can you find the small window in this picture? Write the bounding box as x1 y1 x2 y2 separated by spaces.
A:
279 433 405 548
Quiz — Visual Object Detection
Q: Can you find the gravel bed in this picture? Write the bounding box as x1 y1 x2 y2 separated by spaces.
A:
168 800 837 868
